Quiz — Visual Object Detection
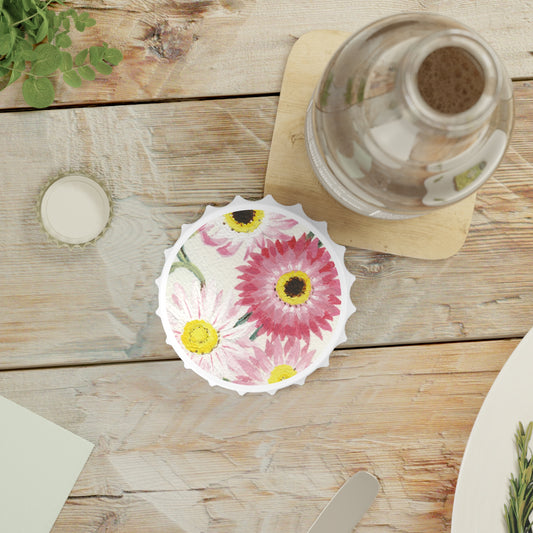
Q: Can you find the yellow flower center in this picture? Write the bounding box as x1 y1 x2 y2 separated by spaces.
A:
268 364 297 384
276 270 312 305
181 319 219 354
224 210 264 233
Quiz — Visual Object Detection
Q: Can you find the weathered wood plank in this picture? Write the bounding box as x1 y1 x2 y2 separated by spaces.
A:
1 85 532 369
0 0 532 109
0 97 275 368
0 338 519 532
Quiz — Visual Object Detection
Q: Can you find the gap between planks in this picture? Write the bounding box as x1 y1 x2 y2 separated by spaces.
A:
1 72 532 113
0 91 281 115
0 336 522 374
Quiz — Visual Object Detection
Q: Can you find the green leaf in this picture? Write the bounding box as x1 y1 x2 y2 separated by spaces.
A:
74 48 88 66
21 48 38 61
0 33 13 56
15 38 32 52
233 312 252 328
85 17 96 28
26 19 38 32
62 16 70 31
22 76 55 108
31 43 61 76
92 59 112 75
250 326 262 342
59 51 72 72
34 11 49 44
77 64 95 80
74 20 85 32
0 19 8 37
89 45 104 63
8 57 24 86
63 69 82 88
47 17 56 43
89 46 112 75
52 11 61 31
55 31 72 48
103 47 123 66
22 0 33 10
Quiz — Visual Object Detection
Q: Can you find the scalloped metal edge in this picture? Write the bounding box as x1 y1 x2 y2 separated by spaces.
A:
156 195 356 396
36 171 114 249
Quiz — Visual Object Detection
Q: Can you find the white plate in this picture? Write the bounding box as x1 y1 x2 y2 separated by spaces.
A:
452 327 533 532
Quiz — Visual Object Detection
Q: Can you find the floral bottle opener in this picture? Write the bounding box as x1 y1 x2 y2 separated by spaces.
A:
156 196 355 395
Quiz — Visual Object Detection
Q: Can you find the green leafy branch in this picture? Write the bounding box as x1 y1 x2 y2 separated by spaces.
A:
0 0 122 108
505 421 533 533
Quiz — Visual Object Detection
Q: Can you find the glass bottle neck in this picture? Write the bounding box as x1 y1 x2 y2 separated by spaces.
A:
399 29 504 136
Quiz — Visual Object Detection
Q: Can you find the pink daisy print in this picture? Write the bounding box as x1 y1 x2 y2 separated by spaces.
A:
233 337 316 386
235 234 342 342
198 209 297 259
167 282 254 380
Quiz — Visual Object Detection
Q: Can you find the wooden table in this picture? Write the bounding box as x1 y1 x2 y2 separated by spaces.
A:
1 2 532 531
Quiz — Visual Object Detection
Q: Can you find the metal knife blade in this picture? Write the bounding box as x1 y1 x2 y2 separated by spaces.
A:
307 471 380 533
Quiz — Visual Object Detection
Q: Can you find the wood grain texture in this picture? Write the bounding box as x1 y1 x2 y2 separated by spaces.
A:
0 0 532 109
1 86 533 369
0 338 519 532
0 97 275 369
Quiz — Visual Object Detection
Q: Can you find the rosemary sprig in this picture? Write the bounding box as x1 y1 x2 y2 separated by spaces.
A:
505 421 533 533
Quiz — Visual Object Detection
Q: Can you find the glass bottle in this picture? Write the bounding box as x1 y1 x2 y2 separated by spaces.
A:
305 13 514 219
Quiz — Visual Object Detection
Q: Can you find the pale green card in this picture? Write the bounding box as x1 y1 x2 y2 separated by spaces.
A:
0 395 94 533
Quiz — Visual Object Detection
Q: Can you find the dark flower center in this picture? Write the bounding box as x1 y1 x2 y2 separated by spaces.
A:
232 210 255 224
284 276 306 298
224 209 264 233
275 271 312 305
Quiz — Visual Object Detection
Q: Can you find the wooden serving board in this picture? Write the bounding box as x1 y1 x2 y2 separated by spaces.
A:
264 30 477 260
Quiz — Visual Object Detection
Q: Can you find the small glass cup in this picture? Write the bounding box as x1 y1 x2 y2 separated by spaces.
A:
305 13 514 220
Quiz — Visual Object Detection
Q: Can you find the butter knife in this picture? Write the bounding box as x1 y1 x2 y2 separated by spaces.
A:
307 471 380 533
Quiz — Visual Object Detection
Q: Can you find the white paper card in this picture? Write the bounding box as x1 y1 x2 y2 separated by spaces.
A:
0 395 94 533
